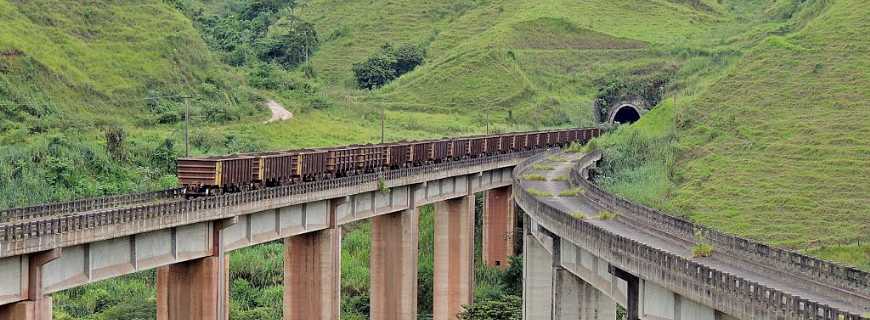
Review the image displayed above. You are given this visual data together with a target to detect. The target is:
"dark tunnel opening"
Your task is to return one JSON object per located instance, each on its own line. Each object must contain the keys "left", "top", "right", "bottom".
{"left": 612, "top": 106, "right": 641, "bottom": 124}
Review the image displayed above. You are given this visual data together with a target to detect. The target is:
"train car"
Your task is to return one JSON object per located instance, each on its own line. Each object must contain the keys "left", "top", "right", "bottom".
{"left": 410, "top": 140, "right": 432, "bottom": 165}
{"left": 432, "top": 139, "right": 450, "bottom": 162}
{"left": 385, "top": 142, "right": 412, "bottom": 168}
{"left": 483, "top": 135, "right": 501, "bottom": 155}
{"left": 499, "top": 134, "right": 515, "bottom": 153}
{"left": 299, "top": 149, "right": 330, "bottom": 180}
{"left": 258, "top": 152, "right": 299, "bottom": 186}
{"left": 329, "top": 147, "right": 357, "bottom": 176}
{"left": 470, "top": 137, "right": 486, "bottom": 157}
{"left": 450, "top": 138, "right": 472, "bottom": 160}
{"left": 177, "top": 155, "right": 256, "bottom": 195}
{"left": 355, "top": 144, "right": 385, "bottom": 172}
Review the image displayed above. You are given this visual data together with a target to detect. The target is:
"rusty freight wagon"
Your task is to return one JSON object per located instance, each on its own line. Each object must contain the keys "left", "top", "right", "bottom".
{"left": 354, "top": 144, "right": 386, "bottom": 172}
{"left": 450, "top": 138, "right": 472, "bottom": 160}
{"left": 385, "top": 142, "right": 413, "bottom": 168}
{"left": 257, "top": 152, "right": 299, "bottom": 186}
{"left": 177, "top": 156, "right": 256, "bottom": 195}
{"left": 483, "top": 135, "right": 501, "bottom": 155}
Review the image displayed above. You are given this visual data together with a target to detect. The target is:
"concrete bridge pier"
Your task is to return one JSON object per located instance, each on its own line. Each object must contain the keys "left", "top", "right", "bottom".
{"left": 370, "top": 208, "right": 420, "bottom": 320}
{"left": 157, "top": 219, "right": 234, "bottom": 320}
{"left": 283, "top": 227, "right": 341, "bottom": 320}
{"left": 483, "top": 186, "right": 515, "bottom": 268}
{"left": 523, "top": 219, "right": 553, "bottom": 319}
{"left": 433, "top": 196, "right": 475, "bottom": 320}
{"left": 0, "top": 249, "right": 60, "bottom": 320}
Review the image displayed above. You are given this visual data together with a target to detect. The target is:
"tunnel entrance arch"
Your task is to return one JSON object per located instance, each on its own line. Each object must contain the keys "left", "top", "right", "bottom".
{"left": 608, "top": 104, "right": 642, "bottom": 124}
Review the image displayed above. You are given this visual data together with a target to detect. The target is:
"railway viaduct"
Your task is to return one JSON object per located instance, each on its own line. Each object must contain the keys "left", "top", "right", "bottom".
{"left": 0, "top": 146, "right": 868, "bottom": 319}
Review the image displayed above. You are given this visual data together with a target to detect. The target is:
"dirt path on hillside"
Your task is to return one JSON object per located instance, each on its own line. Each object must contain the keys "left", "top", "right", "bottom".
{"left": 264, "top": 99, "right": 293, "bottom": 123}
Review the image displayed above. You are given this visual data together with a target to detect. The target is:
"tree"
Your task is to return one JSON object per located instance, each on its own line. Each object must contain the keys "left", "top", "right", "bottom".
{"left": 352, "top": 55, "right": 397, "bottom": 89}
{"left": 352, "top": 43, "right": 425, "bottom": 89}
{"left": 390, "top": 44, "right": 425, "bottom": 75}
{"left": 257, "top": 16, "right": 319, "bottom": 69}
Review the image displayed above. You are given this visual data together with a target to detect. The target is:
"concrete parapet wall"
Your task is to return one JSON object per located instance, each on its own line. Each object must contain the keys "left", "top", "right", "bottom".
{"left": 570, "top": 152, "right": 870, "bottom": 307}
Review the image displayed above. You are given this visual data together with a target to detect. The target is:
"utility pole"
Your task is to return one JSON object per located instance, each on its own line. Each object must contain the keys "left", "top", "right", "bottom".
{"left": 380, "top": 108, "right": 385, "bottom": 144}
{"left": 184, "top": 98, "right": 191, "bottom": 157}
{"left": 485, "top": 112, "right": 490, "bottom": 134}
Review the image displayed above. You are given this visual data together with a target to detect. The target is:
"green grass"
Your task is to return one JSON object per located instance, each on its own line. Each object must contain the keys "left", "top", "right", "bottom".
{"left": 526, "top": 188, "right": 553, "bottom": 197}
{"left": 593, "top": 0, "right": 870, "bottom": 270}
{"left": 522, "top": 174, "right": 546, "bottom": 181}
{"left": 692, "top": 243, "right": 714, "bottom": 258}
{"left": 570, "top": 212, "right": 586, "bottom": 220}
{"left": 597, "top": 211, "right": 618, "bottom": 221}
{"left": 558, "top": 187, "right": 584, "bottom": 197}
{"left": 531, "top": 163, "right": 554, "bottom": 171}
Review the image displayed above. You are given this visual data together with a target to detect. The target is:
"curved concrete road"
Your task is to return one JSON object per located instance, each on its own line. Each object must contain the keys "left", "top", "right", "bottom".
{"left": 519, "top": 152, "right": 870, "bottom": 316}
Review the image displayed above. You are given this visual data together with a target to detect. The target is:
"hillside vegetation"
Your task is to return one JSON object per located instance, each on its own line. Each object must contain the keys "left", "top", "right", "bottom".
{"left": 0, "top": 0, "right": 867, "bottom": 319}
{"left": 594, "top": 0, "right": 870, "bottom": 270}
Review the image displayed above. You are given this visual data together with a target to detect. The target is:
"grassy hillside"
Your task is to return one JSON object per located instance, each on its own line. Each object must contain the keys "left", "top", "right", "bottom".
{"left": 2, "top": 0, "right": 866, "bottom": 319}
{"left": 594, "top": 0, "right": 870, "bottom": 270}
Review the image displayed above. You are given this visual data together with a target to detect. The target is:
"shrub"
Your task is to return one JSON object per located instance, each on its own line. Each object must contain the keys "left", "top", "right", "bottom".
{"left": 353, "top": 43, "right": 425, "bottom": 89}
{"left": 532, "top": 163, "right": 554, "bottom": 171}
{"left": 598, "top": 211, "right": 618, "bottom": 220}
{"left": 559, "top": 187, "right": 584, "bottom": 197}
{"left": 458, "top": 295, "right": 521, "bottom": 320}
{"left": 257, "top": 16, "right": 319, "bottom": 69}
{"left": 522, "top": 174, "right": 546, "bottom": 181}
{"left": 571, "top": 212, "right": 586, "bottom": 220}
{"left": 693, "top": 230, "right": 714, "bottom": 257}
{"left": 352, "top": 54, "right": 397, "bottom": 89}
{"left": 693, "top": 243, "right": 714, "bottom": 258}
{"left": 526, "top": 188, "right": 552, "bottom": 197}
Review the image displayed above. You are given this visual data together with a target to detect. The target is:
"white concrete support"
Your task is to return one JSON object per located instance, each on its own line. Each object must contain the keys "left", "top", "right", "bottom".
{"left": 523, "top": 221, "right": 553, "bottom": 319}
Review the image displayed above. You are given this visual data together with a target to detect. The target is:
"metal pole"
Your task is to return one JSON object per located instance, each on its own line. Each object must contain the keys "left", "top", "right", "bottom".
{"left": 381, "top": 108, "right": 385, "bottom": 144}
{"left": 184, "top": 98, "right": 191, "bottom": 157}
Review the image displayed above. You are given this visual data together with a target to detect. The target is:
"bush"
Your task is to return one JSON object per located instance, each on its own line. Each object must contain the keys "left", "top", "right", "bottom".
{"left": 353, "top": 43, "right": 425, "bottom": 89}
{"left": 458, "top": 295, "right": 522, "bottom": 320}
{"left": 257, "top": 16, "right": 319, "bottom": 69}
{"left": 352, "top": 54, "right": 397, "bottom": 90}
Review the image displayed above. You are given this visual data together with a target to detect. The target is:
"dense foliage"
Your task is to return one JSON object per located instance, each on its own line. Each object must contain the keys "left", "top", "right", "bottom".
{"left": 458, "top": 295, "right": 522, "bottom": 320}
{"left": 353, "top": 43, "right": 425, "bottom": 89}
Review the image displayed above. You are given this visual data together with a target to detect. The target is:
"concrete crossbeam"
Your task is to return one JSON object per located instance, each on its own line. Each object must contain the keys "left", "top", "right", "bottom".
{"left": 434, "top": 196, "right": 475, "bottom": 320}
{"left": 0, "top": 249, "right": 59, "bottom": 320}
{"left": 483, "top": 186, "right": 515, "bottom": 268}
{"left": 283, "top": 227, "right": 341, "bottom": 320}
{"left": 370, "top": 209, "right": 420, "bottom": 320}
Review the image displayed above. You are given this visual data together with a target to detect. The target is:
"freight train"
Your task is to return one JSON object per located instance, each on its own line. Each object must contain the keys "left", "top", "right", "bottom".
{"left": 176, "top": 128, "right": 602, "bottom": 196}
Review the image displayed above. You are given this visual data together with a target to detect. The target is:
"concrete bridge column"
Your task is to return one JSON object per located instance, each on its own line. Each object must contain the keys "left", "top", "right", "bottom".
{"left": 157, "top": 219, "right": 233, "bottom": 320}
{"left": 523, "top": 218, "right": 553, "bottom": 319}
{"left": 554, "top": 268, "right": 582, "bottom": 320}
{"left": 370, "top": 208, "right": 420, "bottom": 320}
{"left": 283, "top": 227, "right": 341, "bottom": 320}
{"left": 0, "top": 249, "right": 61, "bottom": 320}
{"left": 483, "top": 186, "right": 515, "bottom": 268}
{"left": 433, "top": 196, "right": 475, "bottom": 320}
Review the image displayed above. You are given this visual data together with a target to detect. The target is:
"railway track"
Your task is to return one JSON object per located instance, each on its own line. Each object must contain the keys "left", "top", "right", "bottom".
{"left": 0, "top": 188, "right": 185, "bottom": 224}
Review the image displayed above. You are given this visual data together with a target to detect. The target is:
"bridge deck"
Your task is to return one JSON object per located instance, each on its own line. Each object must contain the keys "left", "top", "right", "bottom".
{"left": 520, "top": 152, "right": 869, "bottom": 315}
